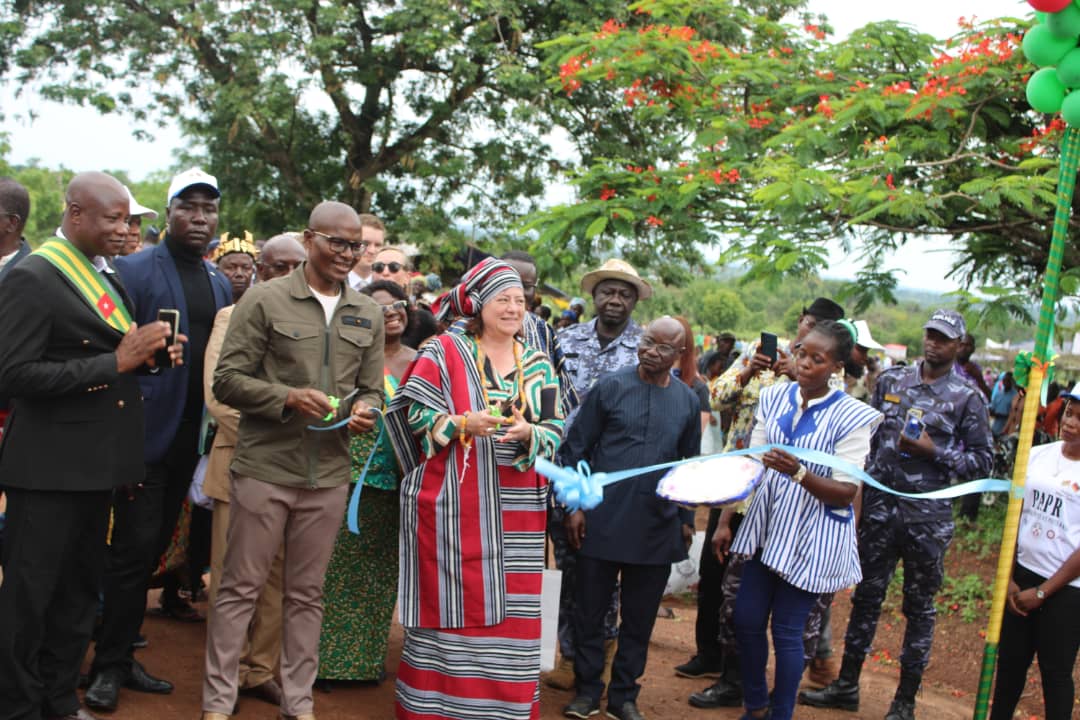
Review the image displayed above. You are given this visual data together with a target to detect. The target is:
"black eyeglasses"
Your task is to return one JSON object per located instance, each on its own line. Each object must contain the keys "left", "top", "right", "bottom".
{"left": 372, "top": 261, "right": 405, "bottom": 273}
{"left": 379, "top": 300, "right": 408, "bottom": 314}
{"left": 639, "top": 337, "right": 681, "bottom": 356}
{"left": 308, "top": 229, "right": 368, "bottom": 256}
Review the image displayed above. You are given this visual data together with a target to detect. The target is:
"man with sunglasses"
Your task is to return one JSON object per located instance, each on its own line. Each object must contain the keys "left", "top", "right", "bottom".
{"left": 201, "top": 200, "right": 384, "bottom": 720}
{"left": 371, "top": 245, "right": 411, "bottom": 289}
{"left": 560, "top": 316, "right": 701, "bottom": 720}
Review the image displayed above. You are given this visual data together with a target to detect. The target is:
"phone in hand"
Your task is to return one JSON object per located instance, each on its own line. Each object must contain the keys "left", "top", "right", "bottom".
{"left": 154, "top": 309, "right": 180, "bottom": 368}
{"left": 760, "top": 332, "right": 778, "bottom": 363}
{"left": 902, "top": 408, "right": 925, "bottom": 440}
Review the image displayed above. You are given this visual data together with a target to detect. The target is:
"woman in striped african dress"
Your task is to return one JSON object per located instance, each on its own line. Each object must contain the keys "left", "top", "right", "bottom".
{"left": 384, "top": 258, "right": 563, "bottom": 720}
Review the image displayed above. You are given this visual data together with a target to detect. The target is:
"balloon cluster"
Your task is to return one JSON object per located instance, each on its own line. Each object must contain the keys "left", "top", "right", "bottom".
{"left": 1024, "top": 1, "right": 1080, "bottom": 122}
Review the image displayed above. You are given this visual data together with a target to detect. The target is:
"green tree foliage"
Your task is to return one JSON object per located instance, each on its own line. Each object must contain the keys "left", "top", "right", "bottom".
{"left": 530, "top": 0, "right": 1060, "bottom": 310}
{"left": 3, "top": 0, "right": 625, "bottom": 244}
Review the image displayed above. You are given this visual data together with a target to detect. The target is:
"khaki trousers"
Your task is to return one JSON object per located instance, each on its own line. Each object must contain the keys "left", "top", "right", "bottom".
{"left": 202, "top": 475, "right": 348, "bottom": 716}
{"left": 208, "top": 497, "right": 284, "bottom": 689}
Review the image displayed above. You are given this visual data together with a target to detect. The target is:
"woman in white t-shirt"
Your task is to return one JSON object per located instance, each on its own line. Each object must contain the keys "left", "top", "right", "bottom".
{"left": 990, "top": 383, "right": 1080, "bottom": 720}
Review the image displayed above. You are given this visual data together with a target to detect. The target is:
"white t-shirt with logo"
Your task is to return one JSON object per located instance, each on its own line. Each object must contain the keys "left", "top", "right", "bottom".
{"left": 1017, "top": 441, "right": 1080, "bottom": 588}
{"left": 309, "top": 286, "right": 340, "bottom": 325}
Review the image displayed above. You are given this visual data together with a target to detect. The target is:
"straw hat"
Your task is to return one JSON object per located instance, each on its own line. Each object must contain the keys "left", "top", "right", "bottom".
{"left": 580, "top": 259, "right": 652, "bottom": 300}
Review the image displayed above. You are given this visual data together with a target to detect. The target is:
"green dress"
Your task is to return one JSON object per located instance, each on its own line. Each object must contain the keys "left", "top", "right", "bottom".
{"left": 317, "top": 373, "right": 401, "bottom": 681}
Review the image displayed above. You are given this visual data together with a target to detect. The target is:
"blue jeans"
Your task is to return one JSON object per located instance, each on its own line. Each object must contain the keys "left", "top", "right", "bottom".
{"left": 733, "top": 558, "right": 817, "bottom": 720}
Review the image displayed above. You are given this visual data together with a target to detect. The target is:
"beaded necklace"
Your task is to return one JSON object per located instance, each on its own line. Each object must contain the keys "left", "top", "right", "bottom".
{"left": 459, "top": 335, "right": 527, "bottom": 479}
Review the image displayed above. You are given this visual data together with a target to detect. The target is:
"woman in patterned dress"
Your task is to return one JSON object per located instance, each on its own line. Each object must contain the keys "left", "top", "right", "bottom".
{"left": 316, "top": 280, "right": 416, "bottom": 683}
{"left": 385, "top": 258, "right": 563, "bottom": 720}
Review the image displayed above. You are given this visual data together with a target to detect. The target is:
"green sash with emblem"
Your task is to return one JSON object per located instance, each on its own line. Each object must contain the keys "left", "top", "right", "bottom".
{"left": 35, "top": 238, "right": 133, "bottom": 333}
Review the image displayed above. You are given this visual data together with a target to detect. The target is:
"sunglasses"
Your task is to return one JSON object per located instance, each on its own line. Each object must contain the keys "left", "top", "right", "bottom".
{"left": 372, "top": 261, "right": 405, "bottom": 273}
{"left": 379, "top": 300, "right": 409, "bottom": 314}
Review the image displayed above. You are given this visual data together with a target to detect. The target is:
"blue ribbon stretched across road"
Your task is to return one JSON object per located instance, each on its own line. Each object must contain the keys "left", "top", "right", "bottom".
{"left": 307, "top": 408, "right": 385, "bottom": 535}
{"left": 537, "top": 444, "right": 1014, "bottom": 513}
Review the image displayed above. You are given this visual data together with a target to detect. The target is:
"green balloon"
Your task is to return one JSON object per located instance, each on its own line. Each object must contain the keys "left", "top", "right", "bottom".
{"left": 1024, "top": 24, "right": 1078, "bottom": 66}
{"left": 1047, "top": 3, "right": 1080, "bottom": 38}
{"left": 1036, "top": 11, "right": 1048, "bottom": 23}
{"left": 1062, "top": 88, "right": 1080, "bottom": 125}
{"left": 1028, "top": 67, "right": 1067, "bottom": 113}
{"left": 1058, "top": 47, "right": 1080, "bottom": 86}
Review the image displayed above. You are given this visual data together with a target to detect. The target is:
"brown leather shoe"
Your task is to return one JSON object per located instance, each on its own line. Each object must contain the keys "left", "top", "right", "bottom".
{"left": 46, "top": 708, "right": 102, "bottom": 720}
{"left": 805, "top": 656, "right": 838, "bottom": 689}
{"left": 240, "top": 678, "right": 283, "bottom": 706}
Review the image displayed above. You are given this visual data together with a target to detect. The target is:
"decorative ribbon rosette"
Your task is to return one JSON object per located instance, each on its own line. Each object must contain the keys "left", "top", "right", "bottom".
{"left": 655, "top": 455, "right": 765, "bottom": 507}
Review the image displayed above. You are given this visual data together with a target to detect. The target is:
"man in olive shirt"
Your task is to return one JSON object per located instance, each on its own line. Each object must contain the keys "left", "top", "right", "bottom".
{"left": 201, "top": 202, "right": 384, "bottom": 720}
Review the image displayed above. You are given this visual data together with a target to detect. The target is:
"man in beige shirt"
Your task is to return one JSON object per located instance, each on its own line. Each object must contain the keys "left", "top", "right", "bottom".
{"left": 203, "top": 233, "right": 305, "bottom": 708}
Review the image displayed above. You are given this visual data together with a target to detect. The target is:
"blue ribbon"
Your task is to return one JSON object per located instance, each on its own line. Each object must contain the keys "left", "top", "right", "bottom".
{"left": 538, "top": 444, "right": 1013, "bottom": 513}
{"left": 344, "top": 409, "right": 385, "bottom": 535}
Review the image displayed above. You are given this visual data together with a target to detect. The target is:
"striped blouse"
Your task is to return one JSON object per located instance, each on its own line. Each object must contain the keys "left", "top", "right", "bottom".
{"left": 731, "top": 384, "right": 882, "bottom": 593}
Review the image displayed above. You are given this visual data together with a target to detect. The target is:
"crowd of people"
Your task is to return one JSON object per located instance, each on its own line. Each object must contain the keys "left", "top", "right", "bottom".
{"left": 0, "top": 167, "right": 1076, "bottom": 720}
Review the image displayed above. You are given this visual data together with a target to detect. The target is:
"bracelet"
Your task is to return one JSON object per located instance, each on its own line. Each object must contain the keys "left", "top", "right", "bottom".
{"left": 792, "top": 465, "right": 808, "bottom": 484}
{"left": 460, "top": 412, "right": 471, "bottom": 445}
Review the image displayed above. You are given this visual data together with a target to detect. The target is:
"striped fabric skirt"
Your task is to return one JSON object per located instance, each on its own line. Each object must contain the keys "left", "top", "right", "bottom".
{"left": 395, "top": 469, "right": 546, "bottom": 720}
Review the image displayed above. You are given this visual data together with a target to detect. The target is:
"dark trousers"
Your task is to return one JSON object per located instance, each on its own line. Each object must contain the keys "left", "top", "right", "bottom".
{"left": 549, "top": 504, "right": 618, "bottom": 659}
{"left": 990, "top": 565, "right": 1080, "bottom": 720}
{"left": 0, "top": 488, "right": 111, "bottom": 720}
{"left": 572, "top": 554, "right": 669, "bottom": 707}
{"left": 693, "top": 509, "right": 724, "bottom": 665}
{"left": 92, "top": 419, "right": 199, "bottom": 675}
{"left": 842, "top": 514, "right": 952, "bottom": 679}
{"left": 733, "top": 558, "right": 817, "bottom": 720}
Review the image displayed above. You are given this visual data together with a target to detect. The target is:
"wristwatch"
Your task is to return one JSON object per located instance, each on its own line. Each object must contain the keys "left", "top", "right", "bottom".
{"left": 1035, "top": 586, "right": 1047, "bottom": 600}
{"left": 792, "top": 465, "right": 808, "bottom": 484}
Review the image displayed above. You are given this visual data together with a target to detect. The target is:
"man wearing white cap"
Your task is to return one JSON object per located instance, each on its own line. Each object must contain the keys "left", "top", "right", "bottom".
{"left": 843, "top": 320, "right": 884, "bottom": 402}
{"left": 86, "top": 169, "right": 233, "bottom": 712}
{"left": 121, "top": 186, "right": 158, "bottom": 256}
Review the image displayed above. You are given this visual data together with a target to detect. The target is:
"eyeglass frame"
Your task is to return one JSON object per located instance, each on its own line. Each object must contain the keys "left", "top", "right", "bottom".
{"left": 639, "top": 336, "right": 683, "bottom": 357}
{"left": 372, "top": 260, "right": 406, "bottom": 273}
{"left": 307, "top": 229, "right": 369, "bottom": 256}
{"left": 378, "top": 299, "right": 409, "bottom": 314}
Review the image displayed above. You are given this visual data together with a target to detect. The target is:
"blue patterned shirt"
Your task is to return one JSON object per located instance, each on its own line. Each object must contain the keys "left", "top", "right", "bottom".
{"left": 557, "top": 317, "right": 643, "bottom": 431}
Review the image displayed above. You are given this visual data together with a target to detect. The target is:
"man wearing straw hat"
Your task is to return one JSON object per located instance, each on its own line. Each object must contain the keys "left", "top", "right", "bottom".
{"left": 547, "top": 259, "right": 652, "bottom": 694}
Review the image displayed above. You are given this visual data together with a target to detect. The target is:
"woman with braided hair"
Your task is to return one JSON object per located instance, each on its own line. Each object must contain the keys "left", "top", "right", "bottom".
{"left": 385, "top": 258, "right": 564, "bottom": 720}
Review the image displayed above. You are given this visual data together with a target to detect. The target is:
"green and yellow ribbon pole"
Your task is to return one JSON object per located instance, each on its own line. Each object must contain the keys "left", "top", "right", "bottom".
{"left": 971, "top": 125, "right": 1079, "bottom": 719}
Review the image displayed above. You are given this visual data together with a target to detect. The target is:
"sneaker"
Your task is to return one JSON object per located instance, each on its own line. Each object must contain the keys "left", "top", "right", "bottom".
{"left": 674, "top": 655, "right": 723, "bottom": 679}
{"left": 884, "top": 698, "right": 916, "bottom": 720}
{"left": 563, "top": 695, "right": 600, "bottom": 719}
{"left": 688, "top": 678, "right": 743, "bottom": 708}
{"left": 798, "top": 678, "right": 860, "bottom": 711}
{"left": 606, "top": 701, "right": 645, "bottom": 720}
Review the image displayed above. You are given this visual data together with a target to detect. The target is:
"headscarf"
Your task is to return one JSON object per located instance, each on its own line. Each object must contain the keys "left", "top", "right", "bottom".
{"left": 212, "top": 231, "right": 258, "bottom": 263}
{"left": 433, "top": 257, "right": 522, "bottom": 323}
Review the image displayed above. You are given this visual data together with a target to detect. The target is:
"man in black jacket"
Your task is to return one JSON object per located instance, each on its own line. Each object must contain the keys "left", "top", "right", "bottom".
{"left": 0, "top": 172, "right": 181, "bottom": 720}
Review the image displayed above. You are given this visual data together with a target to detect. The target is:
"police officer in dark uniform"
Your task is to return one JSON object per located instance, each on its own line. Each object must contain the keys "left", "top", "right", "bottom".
{"left": 799, "top": 309, "right": 992, "bottom": 720}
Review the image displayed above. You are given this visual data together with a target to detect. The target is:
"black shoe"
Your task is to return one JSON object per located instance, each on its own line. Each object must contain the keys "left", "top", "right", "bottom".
{"left": 606, "top": 701, "right": 646, "bottom": 720}
{"left": 885, "top": 698, "right": 916, "bottom": 720}
{"left": 674, "top": 655, "right": 723, "bottom": 679}
{"left": 124, "top": 659, "right": 173, "bottom": 694}
{"left": 563, "top": 695, "right": 601, "bottom": 719}
{"left": 798, "top": 678, "right": 860, "bottom": 711}
{"left": 84, "top": 669, "right": 122, "bottom": 711}
{"left": 131, "top": 633, "right": 148, "bottom": 650}
{"left": 688, "top": 678, "right": 743, "bottom": 708}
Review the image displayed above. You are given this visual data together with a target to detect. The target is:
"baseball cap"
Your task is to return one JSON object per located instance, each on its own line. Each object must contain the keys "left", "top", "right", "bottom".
{"left": 1064, "top": 382, "right": 1080, "bottom": 403}
{"left": 124, "top": 186, "right": 158, "bottom": 220}
{"left": 166, "top": 168, "right": 220, "bottom": 204}
{"left": 852, "top": 320, "right": 884, "bottom": 350}
{"left": 923, "top": 309, "right": 966, "bottom": 340}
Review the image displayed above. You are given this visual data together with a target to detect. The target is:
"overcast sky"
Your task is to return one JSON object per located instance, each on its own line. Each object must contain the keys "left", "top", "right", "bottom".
{"left": 0, "top": 0, "right": 1030, "bottom": 290}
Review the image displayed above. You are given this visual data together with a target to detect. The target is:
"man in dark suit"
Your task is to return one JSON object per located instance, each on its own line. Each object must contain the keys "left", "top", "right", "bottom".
{"left": 560, "top": 316, "right": 702, "bottom": 720}
{"left": 0, "top": 171, "right": 179, "bottom": 720}
{"left": 86, "top": 169, "right": 232, "bottom": 712}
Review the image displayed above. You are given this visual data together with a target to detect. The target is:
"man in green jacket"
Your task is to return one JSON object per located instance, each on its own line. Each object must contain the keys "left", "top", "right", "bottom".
{"left": 201, "top": 201, "right": 384, "bottom": 720}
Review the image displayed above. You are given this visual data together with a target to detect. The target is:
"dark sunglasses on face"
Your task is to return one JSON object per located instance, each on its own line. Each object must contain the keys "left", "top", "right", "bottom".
{"left": 308, "top": 229, "right": 368, "bottom": 256}
{"left": 379, "top": 300, "right": 409, "bottom": 314}
{"left": 372, "top": 261, "right": 405, "bottom": 273}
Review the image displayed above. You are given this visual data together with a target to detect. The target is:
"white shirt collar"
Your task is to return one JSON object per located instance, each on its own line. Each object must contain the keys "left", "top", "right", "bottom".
{"left": 56, "top": 227, "right": 115, "bottom": 273}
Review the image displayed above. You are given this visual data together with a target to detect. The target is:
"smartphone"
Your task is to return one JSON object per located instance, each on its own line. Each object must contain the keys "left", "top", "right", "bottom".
{"left": 154, "top": 309, "right": 180, "bottom": 368}
{"left": 902, "top": 408, "right": 925, "bottom": 440}
{"left": 760, "top": 332, "right": 778, "bottom": 363}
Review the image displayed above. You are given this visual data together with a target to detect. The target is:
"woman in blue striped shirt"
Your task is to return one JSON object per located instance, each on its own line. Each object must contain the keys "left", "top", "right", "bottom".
{"left": 730, "top": 320, "right": 883, "bottom": 720}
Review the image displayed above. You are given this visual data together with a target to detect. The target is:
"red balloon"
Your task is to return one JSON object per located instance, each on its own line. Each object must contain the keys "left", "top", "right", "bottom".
{"left": 1029, "top": 0, "right": 1073, "bottom": 12}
